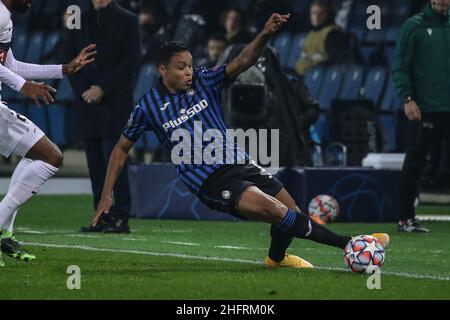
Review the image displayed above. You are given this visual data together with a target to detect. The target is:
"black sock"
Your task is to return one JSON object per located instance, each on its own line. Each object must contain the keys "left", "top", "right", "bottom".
{"left": 268, "top": 224, "right": 293, "bottom": 262}
{"left": 275, "top": 209, "right": 351, "bottom": 249}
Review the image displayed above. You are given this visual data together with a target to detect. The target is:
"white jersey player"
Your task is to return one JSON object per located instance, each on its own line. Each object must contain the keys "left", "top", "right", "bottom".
{"left": 0, "top": 0, "right": 96, "bottom": 266}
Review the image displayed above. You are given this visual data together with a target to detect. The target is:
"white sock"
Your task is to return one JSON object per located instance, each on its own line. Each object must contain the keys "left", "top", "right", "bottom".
{"left": 0, "top": 160, "right": 58, "bottom": 229}
{"left": 2, "top": 158, "right": 33, "bottom": 234}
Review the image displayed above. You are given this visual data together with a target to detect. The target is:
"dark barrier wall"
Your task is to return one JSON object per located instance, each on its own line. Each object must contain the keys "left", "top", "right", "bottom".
{"left": 129, "top": 164, "right": 401, "bottom": 222}
{"left": 287, "top": 168, "right": 401, "bottom": 222}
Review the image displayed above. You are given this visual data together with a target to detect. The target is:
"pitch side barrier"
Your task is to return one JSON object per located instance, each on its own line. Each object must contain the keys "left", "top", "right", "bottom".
{"left": 128, "top": 164, "right": 401, "bottom": 222}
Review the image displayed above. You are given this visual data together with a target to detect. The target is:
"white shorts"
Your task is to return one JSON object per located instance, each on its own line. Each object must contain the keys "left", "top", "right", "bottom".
{"left": 0, "top": 102, "right": 45, "bottom": 158}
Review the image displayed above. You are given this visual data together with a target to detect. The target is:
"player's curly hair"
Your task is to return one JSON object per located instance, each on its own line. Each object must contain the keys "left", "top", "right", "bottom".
{"left": 156, "top": 41, "right": 190, "bottom": 66}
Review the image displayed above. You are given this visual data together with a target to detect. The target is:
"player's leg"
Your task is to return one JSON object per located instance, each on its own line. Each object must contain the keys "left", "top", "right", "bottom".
{"left": 267, "top": 188, "right": 389, "bottom": 264}
{"left": 1, "top": 158, "right": 33, "bottom": 238}
{"left": 0, "top": 136, "right": 62, "bottom": 261}
{"left": 266, "top": 188, "right": 298, "bottom": 263}
{"left": 237, "top": 186, "right": 352, "bottom": 249}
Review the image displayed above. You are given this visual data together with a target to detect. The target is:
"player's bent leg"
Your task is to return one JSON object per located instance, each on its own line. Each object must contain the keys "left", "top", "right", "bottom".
{"left": 25, "top": 136, "right": 63, "bottom": 168}
{"left": 236, "top": 186, "right": 313, "bottom": 268}
{"left": 0, "top": 136, "right": 62, "bottom": 262}
{"left": 0, "top": 158, "right": 35, "bottom": 262}
{"left": 238, "top": 185, "right": 353, "bottom": 251}
{"left": 271, "top": 188, "right": 390, "bottom": 248}
{"left": 266, "top": 188, "right": 297, "bottom": 263}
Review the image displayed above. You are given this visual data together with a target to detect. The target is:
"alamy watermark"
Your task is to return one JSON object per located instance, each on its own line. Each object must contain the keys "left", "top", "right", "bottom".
{"left": 66, "top": 265, "right": 81, "bottom": 290}
{"left": 366, "top": 5, "right": 381, "bottom": 30}
{"left": 366, "top": 269, "right": 381, "bottom": 290}
{"left": 169, "top": 120, "right": 280, "bottom": 168}
{"left": 65, "top": 5, "right": 81, "bottom": 30}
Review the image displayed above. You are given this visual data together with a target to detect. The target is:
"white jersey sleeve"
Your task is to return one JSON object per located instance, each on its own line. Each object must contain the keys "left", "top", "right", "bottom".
{"left": 5, "top": 49, "right": 63, "bottom": 80}
{"left": 0, "top": 61, "right": 26, "bottom": 92}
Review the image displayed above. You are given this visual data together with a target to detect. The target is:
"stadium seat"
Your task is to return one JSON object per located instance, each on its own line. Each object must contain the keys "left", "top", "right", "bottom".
{"left": 380, "top": 76, "right": 402, "bottom": 112}
{"left": 134, "top": 136, "right": 146, "bottom": 150}
{"left": 384, "top": 46, "right": 396, "bottom": 69}
{"left": 144, "top": 132, "right": 160, "bottom": 150}
{"left": 339, "top": 65, "right": 364, "bottom": 100}
{"left": 362, "top": 66, "right": 386, "bottom": 105}
{"left": 11, "top": 11, "right": 30, "bottom": 31}
{"left": 41, "top": 31, "right": 61, "bottom": 62}
{"left": 318, "top": 65, "right": 344, "bottom": 111}
{"left": 55, "top": 78, "right": 74, "bottom": 102}
{"left": 0, "top": 85, "right": 19, "bottom": 101}
{"left": 385, "top": 27, "right": 399, "bottom": 43}
{"left": 25, "top": 32, "right": 46, "bottom": 64}
{"left": 40, "top": 0, "right": 65, "bottom": 15}
{"left": 348, "top": 26, "right": 365, "bottom": 43}
{"left": 360, "top": 45, "right": 375, "bottom": 65}
{"left": 47, "top": 104, "right": 66, "bottom": 147}
{"left": 303, "top": 65, "right": 325, "bottom": 100}
{"left": 378, "top": 114, "right": 397, "bottom": 151}
{"left": 272, "top": 32, "right": 293, "bottom": 68}
{"left": 6, "top": 102, "right": 27, "bottom": 118}
{"left": 28, "top": 103, "right": 49, "bottom": 134}
{"left": 365, "top": 29, "right": 385, "bottom": 43}
{"left": 134, "top": 64, "right": 159, "bottom": 102}
{"left": 313, "top": 113, "right": 329, "bottom": 142}
{"left": 285, "top": 32, "right": 306, "bottom": 71}
{"left": 11, "top": 32, "right": 28, "bottom": 61}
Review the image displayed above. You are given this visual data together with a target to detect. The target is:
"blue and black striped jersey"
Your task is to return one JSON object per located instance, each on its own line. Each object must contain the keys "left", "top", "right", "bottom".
{"left": 123, "top": 65, "right": 248, "bottom": 194}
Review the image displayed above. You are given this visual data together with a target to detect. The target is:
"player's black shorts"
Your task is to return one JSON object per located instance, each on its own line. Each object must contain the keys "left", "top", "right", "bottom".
{"left": 197, "top": 163, "right": 284, "bottom": 219}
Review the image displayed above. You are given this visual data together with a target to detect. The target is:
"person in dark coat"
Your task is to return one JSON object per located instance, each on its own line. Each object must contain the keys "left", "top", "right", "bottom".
{"left": 63, "top": 0, "right": 141, "bottom": 233}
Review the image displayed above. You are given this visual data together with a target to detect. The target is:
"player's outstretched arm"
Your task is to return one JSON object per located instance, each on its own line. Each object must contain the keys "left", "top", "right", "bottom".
{"left": 4, "top": 44, "right": 96, "bottom": 80}
{"left": 62, "top": 44, "right": 97, "bottom": 76}
{"left": 0, "top": 62, "right": 57, "bottom": 106}
{"left": 226, "top": 13, "right": 289, "bottom": 79}
{"left": 92, "top": 135, "right": 135, "bottom": 226}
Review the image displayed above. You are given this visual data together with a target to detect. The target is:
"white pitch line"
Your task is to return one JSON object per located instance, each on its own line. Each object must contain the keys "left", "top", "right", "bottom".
{"left": 22, "top": 241, "right": 450, "bottom": 282}
{"left": 164, "top": 241, "right": 201, "bottom": 246}
{"left": 417, "top": 215, "right": 450, "bottom": 222}
{"left": 65, "top": 234, "right": 103, "bottom": 239}
{"left": 121, "top": 238, "right": 148, "bottom": 242}
{"left": 15, "top": 229, "right": 48, "bottom": 235}
{"left": 215, "top": 245, "right": 254, "bottom": 250}
{"left": 23, "top": 242, "right": 259, "bottom": 264}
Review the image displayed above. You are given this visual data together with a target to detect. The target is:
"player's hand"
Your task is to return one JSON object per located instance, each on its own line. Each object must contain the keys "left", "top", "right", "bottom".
{"left": 20, "top": 81, "right": 57, "bottom": 107}
{"left": 63, "top": 44, "right": 96, "bottom": 75}
{"left": 263, "top": 13, "right": 290, "bottom": 35}
{"left": 404, "top": 100, "right": 422, "bottom": 121}
{"left": 92, "top": 195, "right": 113, "bottom": 226}
{"left": 82, "top": 85, "right": 104, "bottom": 104}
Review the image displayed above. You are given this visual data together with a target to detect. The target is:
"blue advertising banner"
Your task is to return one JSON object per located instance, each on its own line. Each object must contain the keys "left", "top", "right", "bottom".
{"left": 129, "top": 164, "right": 401, "bottom": 222}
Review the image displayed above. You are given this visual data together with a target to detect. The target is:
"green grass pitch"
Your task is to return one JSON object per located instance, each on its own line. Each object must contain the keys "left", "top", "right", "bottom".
{"left": 0, "top": 195, "right": 449, "bottom": 300}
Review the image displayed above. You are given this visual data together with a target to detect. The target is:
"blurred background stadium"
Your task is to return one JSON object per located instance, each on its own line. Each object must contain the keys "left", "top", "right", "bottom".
{"left": 0, "top": 0, "right": 448, "bottom": 197}
{"left": 1, "top": 0, "right": 450, "bottom": 299}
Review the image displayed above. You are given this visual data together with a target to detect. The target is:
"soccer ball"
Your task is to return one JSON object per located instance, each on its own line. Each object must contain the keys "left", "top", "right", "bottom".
{"left": 308, "top": 195, "right": 339, "bottom": 223}
{"left": 344, "top": 235, "right": 385, "bottom": 274}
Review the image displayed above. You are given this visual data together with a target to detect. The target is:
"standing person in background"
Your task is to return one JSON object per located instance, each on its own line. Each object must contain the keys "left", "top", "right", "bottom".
{"left": 393, "top": 0, "right": 450, "bottom": 233}
{"left": 64, "top": 0, "right": 141, "bottom": 234}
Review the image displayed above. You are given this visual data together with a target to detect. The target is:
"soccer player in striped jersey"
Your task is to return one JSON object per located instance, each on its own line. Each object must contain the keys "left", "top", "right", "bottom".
{"left": 93, "top": 13, "right": 390, "bottom": 268}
